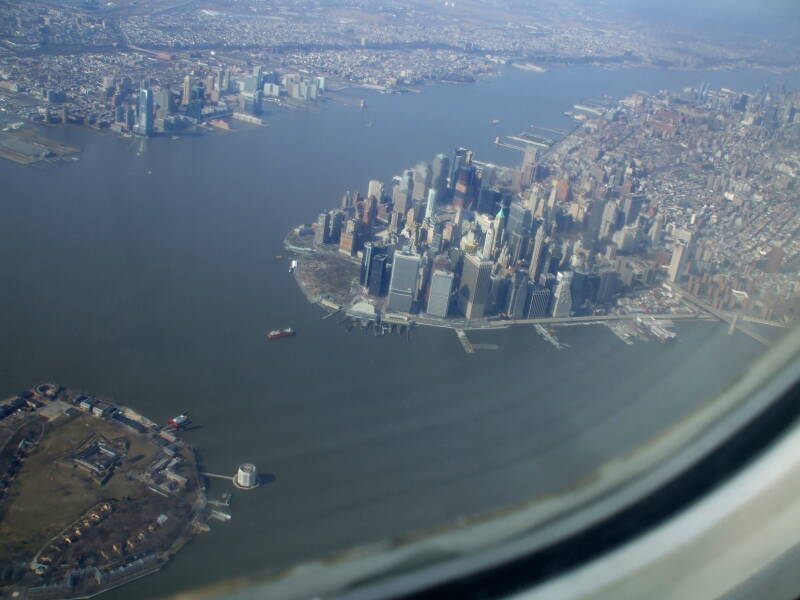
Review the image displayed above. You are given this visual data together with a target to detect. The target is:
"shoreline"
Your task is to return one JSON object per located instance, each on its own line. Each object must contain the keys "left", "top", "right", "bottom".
{"left": 7, "top": 62, "right": 798, "bottom": 171}
{"left": 282, "top": 234, "right": 714, "bottom": 337}
{"left": 6, "top": 60, "right": 800, "bottom": 154}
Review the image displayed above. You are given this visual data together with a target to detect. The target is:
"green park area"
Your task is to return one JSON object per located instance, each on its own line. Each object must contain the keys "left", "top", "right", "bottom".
{"left": 0, "top": 413, "right": 161, "bottom": 564}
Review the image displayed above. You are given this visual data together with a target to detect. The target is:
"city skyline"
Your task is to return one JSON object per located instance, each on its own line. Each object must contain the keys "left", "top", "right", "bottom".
{"left": 298, "top": 83, "right": 799, "bottom": 331}
{"left": 1, "top": 1, "right": 799, "bottom": 599}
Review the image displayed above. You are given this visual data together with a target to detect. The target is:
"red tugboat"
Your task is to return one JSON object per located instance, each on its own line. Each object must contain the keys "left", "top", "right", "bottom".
{"left": 166, "top": 412, "right": 190, "bottom": 430}
{"left": 266, "top": 327, "right": 295, "bottom": 340}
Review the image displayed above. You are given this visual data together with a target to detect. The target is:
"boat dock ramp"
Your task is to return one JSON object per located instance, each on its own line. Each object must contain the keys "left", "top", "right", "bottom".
{"left": 472, "top": 343, "right": 499, "bottom": 351}
{"left": 534, "top": 324, "right": 568, "bottom": 350}
{"left": 207, "top": 492, "right": 232, "bottom": 507}
{"left": 284, "top": 244, "right": 314, "bottom": 255}
{"left": 455, "top": 329, "right": 475, "bottom": 354}
{"left": 319, "top": 298, "right": 340, "bottom": 311}
{"left": 605, "top": 318, "right": 681, "bottom": 345}
{"left": 606, "top": 321, "right": 635, "bottom": 345}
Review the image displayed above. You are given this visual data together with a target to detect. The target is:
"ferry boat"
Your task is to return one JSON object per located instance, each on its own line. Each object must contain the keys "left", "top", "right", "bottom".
{"left": 267, "top": 328, "right": 295, "bottom": 340}
{"left": 166, "top": 412, "right": 190, "bottom": 430}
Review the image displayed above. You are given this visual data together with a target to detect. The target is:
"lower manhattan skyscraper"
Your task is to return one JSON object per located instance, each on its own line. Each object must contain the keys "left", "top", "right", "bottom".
{"left": 458, "top": 253, "right": 492, "bottom": 320}
{"left": 412, "top": 162, "right": 431, "bottom": 203}
{"left": 426, "top": 269, "right": 454, "bottom": 318}
{"left": 387, "top": 251, "right": 421, "bottom": 313}
{"left": 431, "top": 153, "right": 450, "bottom": 202}
{"left": 551, "top": 271, "right": 574, "bottom": 317}
{"left": 528, "top": 224, "right": 546, "bottom": 282}
{"left": 449, "top": 147, "right": 467, "bottom": 189}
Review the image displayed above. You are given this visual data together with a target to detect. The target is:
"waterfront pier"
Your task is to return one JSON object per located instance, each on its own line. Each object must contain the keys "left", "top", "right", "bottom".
{"left": 202, "top": 472, "right": 234, "bottom": 481}
{"left": 455, "top": 329, "right": 476, "bottom": 354}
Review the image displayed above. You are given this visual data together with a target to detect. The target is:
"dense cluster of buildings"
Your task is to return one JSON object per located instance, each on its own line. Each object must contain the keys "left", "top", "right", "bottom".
{"left": 1, "top": 0, "right": 780, "bottom": 71}
{"left": 0, "top": 4, "right": 118, "bottom": 52}
{"left": 310, "top": 85, "right": 799, "bottom": 324}
{"left": 0, "top": 43, "right": 493, "bottom": 129}
{"left": 1, "top": 0, "right": 795, "bottom": 130}
{"left": 98, "top": 65, "right": 328, "bottom": 135}
{"left": 0, "top": 58, "right": 331, "bottom": 133}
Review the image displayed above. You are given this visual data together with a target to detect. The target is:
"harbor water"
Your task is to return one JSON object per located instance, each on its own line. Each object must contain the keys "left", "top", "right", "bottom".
{"left": 1, "top": 65, "right": 798, "bottom": 598}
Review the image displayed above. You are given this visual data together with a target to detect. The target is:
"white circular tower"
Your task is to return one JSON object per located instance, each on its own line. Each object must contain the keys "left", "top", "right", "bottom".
{"left": 235, "top": 463, "right": 258, "bottom": 490}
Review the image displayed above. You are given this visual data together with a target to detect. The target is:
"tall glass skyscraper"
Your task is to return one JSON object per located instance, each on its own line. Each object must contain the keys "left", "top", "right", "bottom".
{"left": 426, "top": 270, "right": 454, "bottom": 318}
{"left": 449, "top": 147, "right": 467, "bottom": 189}
{"left": 431, "top": 153, "right": 450, "bottom": 202}
{"left": 452, "top": 165, "right": 477, "bottom": 209}
{"left": 135, "top": 88, "right": 153, "bottom": 136}
{"left": 458, "top": 253, "right": 492, "bottom": 320}
{"left": 387, "top": 251, "right": 421, "bottom": 313}
{"left": 551, "top": 271, "right": 574, "bottom": 317}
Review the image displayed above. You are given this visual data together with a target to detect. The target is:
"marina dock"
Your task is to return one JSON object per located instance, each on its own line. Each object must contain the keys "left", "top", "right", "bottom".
{"left": 534, "top": 324, "right": 568, "bottom": 350}
{"left": 494, "top": 138, "right": 527, "bottom": 152}
{"left": 455, "top": 329, "right": 475, "bottom": 354}
{"left": 207, "top": 492, "right": 232, "bottom": 507}
{"left": 606, "top": 321, "right": 635, "bottom": 345}
{"left": 284, "top": 243, "right": 315, "bottom": 254}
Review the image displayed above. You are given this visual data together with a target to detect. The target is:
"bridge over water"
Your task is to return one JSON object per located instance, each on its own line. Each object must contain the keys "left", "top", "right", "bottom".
{"left": 663, "top": 284, "right": 787, "bottom": 346}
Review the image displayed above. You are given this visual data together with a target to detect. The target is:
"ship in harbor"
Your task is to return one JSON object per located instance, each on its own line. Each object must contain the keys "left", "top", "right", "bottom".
{"left": 289, "top": 259, "right": 298, "bottom": 273}
{"left": 267, "top": 327, "right": 295, "bottom": 340}
{"left": 166, "top": 412, "right": 190, "bottom": 430}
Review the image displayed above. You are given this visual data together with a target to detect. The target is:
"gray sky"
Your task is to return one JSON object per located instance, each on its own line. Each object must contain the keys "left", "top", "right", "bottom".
{"left": 595, "top": 0, "right": 800, "bottom": 36}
